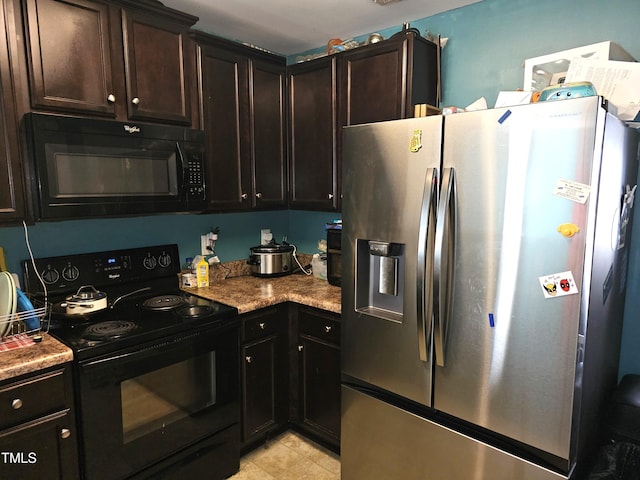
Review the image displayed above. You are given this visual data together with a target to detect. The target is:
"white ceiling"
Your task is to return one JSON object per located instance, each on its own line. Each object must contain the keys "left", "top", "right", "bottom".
{"left": 161, "top": 0, "right": 480, "bottom": 56}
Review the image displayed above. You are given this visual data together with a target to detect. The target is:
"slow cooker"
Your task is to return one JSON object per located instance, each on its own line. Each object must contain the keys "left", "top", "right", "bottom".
{"left": 248, "top": 243, "right": 294, "bottom": 277}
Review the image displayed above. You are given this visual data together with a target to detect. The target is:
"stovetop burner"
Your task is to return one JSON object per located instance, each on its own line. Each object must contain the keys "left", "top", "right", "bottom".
{"left": 142, "top": 295, "right": 187, "bottom": 310}
{"left": 84, "top": 320, "right": 138, "bottom": 340}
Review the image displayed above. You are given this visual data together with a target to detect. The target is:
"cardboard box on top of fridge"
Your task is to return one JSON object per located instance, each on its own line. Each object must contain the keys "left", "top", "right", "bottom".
{"left": 523, "top": 41, "right": 635, "bottom": 92}
{"left": 565, "top": 58, "right": 640, "bottom": 122}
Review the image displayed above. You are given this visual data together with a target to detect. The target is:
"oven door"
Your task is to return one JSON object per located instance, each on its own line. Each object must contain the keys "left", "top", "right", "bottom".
{"left": 75, "top": 321, "right": 239, "bottom": 480}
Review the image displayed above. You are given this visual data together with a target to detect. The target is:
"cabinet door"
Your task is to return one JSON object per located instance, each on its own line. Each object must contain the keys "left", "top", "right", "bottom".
{"left": 250, "top": 58, "right": 286, "bottom": 209}
{"left": 288, "top": 57, "right": 339, "bottom": 211}
{"left": 199, "top": 45, "right": 251, "bottom": 211}
{"left": 0, "top": 0, "right": 27, "bottom": 223}
{"left": 0, "top": 409, "right": 80, "bottom": 480}
{"left": 340, "top": 32, "right": 439, "bottom": 126}
{"left": 23, "top": 0, "right": 116, "bottom": 116}
{"left": 298, "top": 336, "right": 341, "bottom": 446}
{"left": 240, "top": 307, "right": 289, "bottom": 446}
{"left": 339, "top": 37, "right": 408, "bottom": 126}
{"left": 242, "top": 336, "right": 277, "bottom": 441}
{"left": 297, "top": 308, "right": 341, "bottom": 448}
{"left": 121, "top": 10, "right": 191, "bottom": 124}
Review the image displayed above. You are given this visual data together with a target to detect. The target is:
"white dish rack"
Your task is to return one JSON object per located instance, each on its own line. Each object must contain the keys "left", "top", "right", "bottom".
{"left": 0, "top": 296, "right": 49, "bottom": 343}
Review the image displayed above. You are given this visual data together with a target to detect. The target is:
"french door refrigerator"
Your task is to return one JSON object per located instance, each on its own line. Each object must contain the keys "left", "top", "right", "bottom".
{"left": 341, "top": 96, "right": 639, "bottom": 479}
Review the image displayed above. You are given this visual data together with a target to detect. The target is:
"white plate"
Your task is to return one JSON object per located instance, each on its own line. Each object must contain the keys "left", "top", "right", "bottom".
{"left": 0, "top": 271, "right": 16, "bottom": 337}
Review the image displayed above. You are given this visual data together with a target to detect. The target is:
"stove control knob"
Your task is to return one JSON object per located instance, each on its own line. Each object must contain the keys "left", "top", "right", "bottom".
{"left": 158, "top": 253, "right": 172, "bottom": 268}
{"left": 143, "top": 255, "right": 157, "bottom": 270}
{"left": 62, "top": 265, "right": 80, "bottom": 282}
{"left": 41, "top": 268, "right": 60, "bottom": 285}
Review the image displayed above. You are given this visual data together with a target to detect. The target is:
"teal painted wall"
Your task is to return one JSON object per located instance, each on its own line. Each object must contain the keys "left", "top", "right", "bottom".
{"left": 2, "top": 0, "right": 640, "bottom": 375}
{"left": 0, "top": 210, "right": 335, "bottom": 276}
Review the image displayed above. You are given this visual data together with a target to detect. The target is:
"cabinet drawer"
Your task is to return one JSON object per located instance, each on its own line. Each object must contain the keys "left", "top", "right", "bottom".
{"left": 299, "top": 310, "right": 340, "bottom": 345}
{"left": 0, "top": 368, "right": 68, "bottom": 430}
{"left": 242, "top": 309, "right": 282, "bottom": 343}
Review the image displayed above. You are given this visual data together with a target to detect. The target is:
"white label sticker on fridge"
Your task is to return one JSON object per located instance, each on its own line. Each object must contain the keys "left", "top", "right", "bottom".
{"left": 552, "top": 179, "right": 590, "bottom": 204}
{"left": 539, "top": 271, "right": 579, "bottom": 299}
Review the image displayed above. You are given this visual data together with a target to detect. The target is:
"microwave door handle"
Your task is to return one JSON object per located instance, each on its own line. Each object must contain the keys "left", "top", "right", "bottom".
{"left": 175, "top": 141, "right": 186, "bottom": 198}
{"left": 434, "top": 167, "right": 457, "bottom": 367}
{"left": 417, "top": 167, "right": 437, "bottom": 363}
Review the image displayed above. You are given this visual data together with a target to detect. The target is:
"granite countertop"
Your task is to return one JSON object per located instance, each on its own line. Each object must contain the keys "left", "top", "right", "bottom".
{"left": 185, "top": 272, "right": 342, "bottom": 315}
{"left": 0, "top": 334, "right": 73, "bottom": 383}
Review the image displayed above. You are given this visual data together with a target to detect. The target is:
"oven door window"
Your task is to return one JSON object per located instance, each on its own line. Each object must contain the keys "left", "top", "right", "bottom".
{"left": 121, "top": 350, "right": 216, "bottom": 444}
{"left": 46, "top": 144, "right": 178, "bottom": 198}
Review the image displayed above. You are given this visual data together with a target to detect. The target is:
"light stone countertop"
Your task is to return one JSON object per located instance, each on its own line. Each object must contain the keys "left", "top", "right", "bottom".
{"left": 0, "top": 334, "right": 73, "bottom": 383}
{"left": 185, "top": 273, "right": 342, "bottom": 315}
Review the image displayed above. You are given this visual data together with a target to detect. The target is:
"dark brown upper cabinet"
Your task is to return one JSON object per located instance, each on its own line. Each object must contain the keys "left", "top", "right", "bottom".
{"left": 339, "top": 30, "right": 439, "bottom": 127}
{"left": 250, "top": 58, "right": 287, "bottom": 210}
{"left": 23, "top": 0, "right": 197, "bottom": 125}
{"left": 288, "top": 31, "right": 439, "bottom": 212}
{"left": 288, "top": 56, "right": 338, "bottom": 211}
{"left": 0, "top": 0, "right": 28, "bottom": 224}
{"left": 195, "top": 33, "right": 286, "bottom": 212}
{"left": 197, "top": 42, "right": 250, "bottom": 211}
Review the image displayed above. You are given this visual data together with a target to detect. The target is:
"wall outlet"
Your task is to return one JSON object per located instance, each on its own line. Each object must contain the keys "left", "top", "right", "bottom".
{"left": 261, "top": 229, "right": 273, "bottom": 245}
{"left": 201, "top": 232, "right": 217, "bottom": 256}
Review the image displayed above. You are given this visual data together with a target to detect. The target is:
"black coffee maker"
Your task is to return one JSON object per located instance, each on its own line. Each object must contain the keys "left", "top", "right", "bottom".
{"left": 326, "top": 221, "right": 342, "bottom": 286}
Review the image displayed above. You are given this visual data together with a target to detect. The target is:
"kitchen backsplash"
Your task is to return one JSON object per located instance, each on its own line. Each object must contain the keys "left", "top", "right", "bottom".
{"left": 209, "top": 253, "right": 313, "bottom": 281}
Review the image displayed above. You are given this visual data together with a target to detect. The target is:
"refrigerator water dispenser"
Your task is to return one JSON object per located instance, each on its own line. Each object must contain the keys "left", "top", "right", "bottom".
{"left": 355, "top": 240, "right": 404, "bottom": 322}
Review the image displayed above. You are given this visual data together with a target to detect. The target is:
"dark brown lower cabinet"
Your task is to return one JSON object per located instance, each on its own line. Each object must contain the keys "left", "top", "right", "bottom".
{"left": 240, "top": 306, "right": 289, "bottom": 449}
{"left": 0, "top": 365, "right": 80, "bottom": 479}
{"left": 240, "top": 304, "right": 341, "bottom": 453}
{"left": 296, "top": 307, "right": 341, "bottom": 450}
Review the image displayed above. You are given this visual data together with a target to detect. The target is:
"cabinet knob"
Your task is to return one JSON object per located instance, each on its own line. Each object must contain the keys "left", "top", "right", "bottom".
{"left": 298, "top": 345, "right": 303, "bottom": 351}
{"left": 328, "top": 193, "right": 334, "bottom": 199}
{"left": 131, "top": 97, "right": 140, "bottom": 105}
{"left": 60, "top": 428, "right": 71, "bottom": 439}
{"left": 107, "top": 94, "right": 116, "bottom": 103}
{"left": 241, "top": 193, "right": 248, "bottom": 200}
{"left": 245, "top": 356, "right": 252, "bottom": 363}
{"left": 256, "top": 192, "right": 263, "bottom": 199}
{"left": 324, "top": 325, "right": 332, "bottom": 333}
{"left": 11, "top": 398, "right": 22, "bottom": 410}
{"left": 259, "top": 322, "right": 266, "bottom": 329}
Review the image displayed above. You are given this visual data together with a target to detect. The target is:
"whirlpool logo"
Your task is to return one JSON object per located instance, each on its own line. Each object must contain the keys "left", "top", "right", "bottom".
{"left": 124, "top": 125, "right": 141, "bottom": 134}
{"left": 1, "top": 451, "right": 37, "bottom": 464}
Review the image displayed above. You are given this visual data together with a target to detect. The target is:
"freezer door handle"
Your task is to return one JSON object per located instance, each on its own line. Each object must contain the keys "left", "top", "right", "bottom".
{"left": 434, "top": 167, "right": 457, "bottom": 367}
{"left": 417, "top": 168, "right": 438, "bottom": 362}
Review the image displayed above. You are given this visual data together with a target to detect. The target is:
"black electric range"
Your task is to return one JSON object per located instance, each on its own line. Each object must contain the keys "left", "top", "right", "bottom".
{"left": 22, "top": 244, "right": 238, "bottom": 360}
{"left": 24, "top": 244, "right": 242, "bottom": 480}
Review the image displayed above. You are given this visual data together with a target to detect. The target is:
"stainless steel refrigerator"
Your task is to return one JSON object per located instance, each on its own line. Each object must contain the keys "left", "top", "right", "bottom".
{"left": 341, "top": 96, "right": 639, "bottom": 479}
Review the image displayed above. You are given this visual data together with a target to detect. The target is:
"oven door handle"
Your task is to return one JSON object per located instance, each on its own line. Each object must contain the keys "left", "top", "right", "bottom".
{"left": 79, "top": 322, "right": 237, "bottom": 374}
{"left": 81, "top": 332, "right": 200, "bottom": 372}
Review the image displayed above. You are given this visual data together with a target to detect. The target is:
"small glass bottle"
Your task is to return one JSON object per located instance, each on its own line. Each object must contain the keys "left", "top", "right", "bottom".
{"left": 182, "top": 257, "right": 194, "bottom": 274}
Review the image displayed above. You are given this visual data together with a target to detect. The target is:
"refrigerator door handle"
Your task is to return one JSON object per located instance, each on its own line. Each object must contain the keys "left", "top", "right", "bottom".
{"left": 417, "top": 168, "right": 438, "bottom": 362}
{"left": 434, "top": 167, "right": 457, "bottom": 367}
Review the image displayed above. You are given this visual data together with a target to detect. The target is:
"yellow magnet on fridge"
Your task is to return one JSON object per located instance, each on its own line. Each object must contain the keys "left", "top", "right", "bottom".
{"left": 410, "top": 129, "right": 422, "bottom": 153}
{"left": 557, "top": 223, "right": 580, "bottom": 238}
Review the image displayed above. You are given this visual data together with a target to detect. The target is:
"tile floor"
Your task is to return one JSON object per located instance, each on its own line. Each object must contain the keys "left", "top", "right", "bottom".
{"left": 229, "top": 431, "right": 340, "bottom": 480}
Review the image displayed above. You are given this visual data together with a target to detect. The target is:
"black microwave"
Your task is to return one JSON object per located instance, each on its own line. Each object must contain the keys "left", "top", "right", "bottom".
{"left": 23, "top": 113, "right": 207, "bottom": 220}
